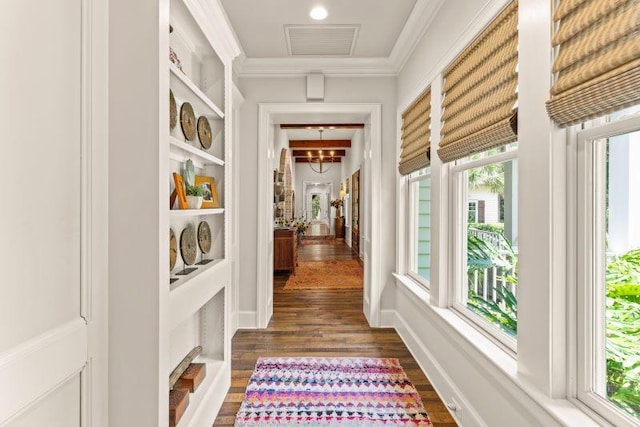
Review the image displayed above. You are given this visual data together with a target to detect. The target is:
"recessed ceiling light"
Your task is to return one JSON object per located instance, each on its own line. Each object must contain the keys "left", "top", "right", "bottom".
{"left": 310, "top": 6, "right": 328, "bottom": 20}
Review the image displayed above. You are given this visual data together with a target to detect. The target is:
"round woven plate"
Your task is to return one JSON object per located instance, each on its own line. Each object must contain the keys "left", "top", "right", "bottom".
{"left": 197, "top": 116, "right": 212, "bottom": 149}
{"left": 180, "top": 225, "right": 197, "bottom": 266}
{"left": 180, "top": 102, "right": 196, "bottom": 141}
{"left": 169, "top": 90, "right": 177, "bottom": 130}
{"left": 169, "top": 228, "right": 177, "bottom": 270}
{"left": 197, "top": 221, "right": 212, "bottom": 254}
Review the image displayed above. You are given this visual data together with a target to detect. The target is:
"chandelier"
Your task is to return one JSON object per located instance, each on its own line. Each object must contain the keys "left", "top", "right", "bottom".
{"left": 308, "top": 129, "right": 335, "bottom": 174}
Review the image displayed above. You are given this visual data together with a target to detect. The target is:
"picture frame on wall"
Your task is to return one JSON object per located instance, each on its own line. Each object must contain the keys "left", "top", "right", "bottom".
{"left": 195, "top": 175, "right": 219, "bottom": 208}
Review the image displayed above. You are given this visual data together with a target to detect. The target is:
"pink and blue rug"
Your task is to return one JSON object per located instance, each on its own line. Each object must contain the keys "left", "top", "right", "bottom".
{"left": 234, "top": 357, "right": 432, "bottom": 426}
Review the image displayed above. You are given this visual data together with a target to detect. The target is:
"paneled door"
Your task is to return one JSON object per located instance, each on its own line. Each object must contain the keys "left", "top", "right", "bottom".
{"left": 0, "top": 1, "right": 106, "bottom": 426}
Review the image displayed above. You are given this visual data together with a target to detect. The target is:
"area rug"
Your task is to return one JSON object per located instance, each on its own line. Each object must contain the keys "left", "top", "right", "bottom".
{"left": 234, "top": 357, "right": 432, "bottom": 426}
{"left": 283, "top": 260, "right": 363, "bottom": 290}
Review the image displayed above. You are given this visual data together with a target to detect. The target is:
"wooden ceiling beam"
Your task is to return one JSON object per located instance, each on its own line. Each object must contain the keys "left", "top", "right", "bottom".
{"left": 289, "top": 140, "right": 351, "bottom": 148}
{"left": 280, "top": 123, "right": 364, "bottom": 129}
{"left": 292, "top": 149, "right": 346, "bottom": 157}
{"left": 295, "top": 158, "right": 342, "bottom": 163}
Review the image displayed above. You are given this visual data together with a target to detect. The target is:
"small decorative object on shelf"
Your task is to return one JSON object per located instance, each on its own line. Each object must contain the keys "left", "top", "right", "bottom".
{"left": 169, "top": 388, "right": 189, "bottom": 427}
{"left": 180, "top": 102, "right": 196, "bottom": 141}
{"left": 175, "top": 363, "right": 206, "bottom": 393}
{"left": 197, "top": 221, "right": 213, "bottom": 265}
{"left": 177, "top": 225, "right": 198, "bottom": 275}
{"left": 183, "top": 159, "right": 195, "bottom": 186}
{"left": 185, "top": 184, "right": 204, "bottom": 209}
{"left": 169, "top": 346, "right": 203, "bottom": 389}
{"left": 169, "top": 228, "right": 177, "bottom": 271}
{"left": 169, "top": 90, "right": 177, "bottom": 130}
{"left": 195, "top": 175, "right": 219, "bottom": 208}
{"left": 172, "top": 172, "right": 187, "bottom": 209}
{"left": 197, "top": 116, "right": 212, "bottom": 149}
{"left": 169, "top": 47, "right": 184, "bottom": 74}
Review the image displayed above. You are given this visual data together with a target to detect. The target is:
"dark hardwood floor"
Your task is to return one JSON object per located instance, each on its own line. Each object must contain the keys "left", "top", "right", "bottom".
{"left": 213, "top": 242, "right": 456, "bottom": 426}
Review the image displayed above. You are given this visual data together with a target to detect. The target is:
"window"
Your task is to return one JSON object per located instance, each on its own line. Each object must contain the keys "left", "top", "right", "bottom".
{"left": 576, "top": 110, "right": 640, "bottom": 426}
{"left": 407, "top": 169, "right": 431, "bottom": 287}
{"left": 452, "top": 147, "right": 518, "bottom": 349}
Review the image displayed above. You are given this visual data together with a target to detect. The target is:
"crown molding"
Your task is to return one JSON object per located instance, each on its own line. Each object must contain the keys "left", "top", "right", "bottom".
{"left": 388, "top": 0, "right": 445, "bottom": 73}
{"left": 236, "top": 57, "right": 397, "bottom": 77}
{"left": 233, "top": 0, "right": 444, "bottom": 77}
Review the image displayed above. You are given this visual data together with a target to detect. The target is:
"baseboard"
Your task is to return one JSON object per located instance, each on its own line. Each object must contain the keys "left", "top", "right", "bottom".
{"left": 379, "top": 309, "right": 397, "bottom": 328}
{"left": 238, "top": 311, "right": 258, "bottom": 329}
{"left": 393, "top": 311, "right": 486, "bottom": 427}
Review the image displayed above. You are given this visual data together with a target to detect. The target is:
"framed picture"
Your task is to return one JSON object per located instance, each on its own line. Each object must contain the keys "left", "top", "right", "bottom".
{"left": 195, "top": 175, "right": 219, "bottom": 208}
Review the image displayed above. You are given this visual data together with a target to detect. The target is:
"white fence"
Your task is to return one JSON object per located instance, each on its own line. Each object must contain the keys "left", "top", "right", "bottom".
{"left": 468, "top": 228, "right": 517, "bottom": 310}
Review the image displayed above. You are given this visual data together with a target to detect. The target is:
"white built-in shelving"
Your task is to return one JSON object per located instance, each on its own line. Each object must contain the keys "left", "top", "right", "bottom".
{"left": 164, "top": 0, "right": 239, "bottom": 425}
{"left": 170, "top": 208, "right": 224, "bottom": 218}
{"left": 170, "top": 63, "right": 225, "bottom": 119}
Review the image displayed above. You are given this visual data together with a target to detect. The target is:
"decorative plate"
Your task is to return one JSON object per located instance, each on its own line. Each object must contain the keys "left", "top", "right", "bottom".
{"left": 180, "top": 225, "right": 197, "bottom": 266}
{"left": 180, "top": 102, "right": 196, "bottom": 141}
{"left": 197, "top": 116, "right": 212, "bottom": 149}
{"left": 197, "top": 221, "right": 212, "bottom": 254}
{"left": 169, "top": 228, "right": 177, "bottom": 270}
{"left": 169, "top": 90, "right": 177, "bottom": 130}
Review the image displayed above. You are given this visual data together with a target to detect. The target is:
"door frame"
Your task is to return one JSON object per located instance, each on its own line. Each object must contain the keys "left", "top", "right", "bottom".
{"left": 303, "top": 181, "right": 333, "bottom": 223}
{"left": 257, "top": 103, "right": 382, "bottom": 328}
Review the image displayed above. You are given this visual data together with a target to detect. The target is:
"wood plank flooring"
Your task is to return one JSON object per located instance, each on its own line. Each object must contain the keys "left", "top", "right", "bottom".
{"left": 213, "top": 242, "right": 456, "bottom": 426}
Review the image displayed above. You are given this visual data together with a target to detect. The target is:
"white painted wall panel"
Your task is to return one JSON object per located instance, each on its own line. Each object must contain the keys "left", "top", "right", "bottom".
{"left": 6, "top": 376, "right": 80, "bottom": 427}
{"left": 0, "top": 0, "right": 82, "bottom": 353}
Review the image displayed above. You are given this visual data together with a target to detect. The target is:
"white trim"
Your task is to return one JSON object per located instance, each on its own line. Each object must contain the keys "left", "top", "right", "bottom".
{"left": 393, "top": 277, "right": 604, "bottom": 427}
{"left": 238, "top": 311, "right": 258, "bottom": 329}
{"left": 183, "top": 0, "right": 241, "bottom": 65}
{"left": 574, "top": 116, "right": 640, "bottom": 427}
{"left": 449, "top": 149, "right": 517, "bottom": 173}
{"left": 233, "top": 0, "right": 443, "bottom": 77}
{"left": 398, "top": 0, "right": 511, "bottom": 112}
{"left": 257, "top": 103, "right": 383, "bottom": 327}
{"left": 387, "top": 0, "right": 445, "bottom": 74}
{"left": 0, "top": 319, "right": 88, "bottom": 424}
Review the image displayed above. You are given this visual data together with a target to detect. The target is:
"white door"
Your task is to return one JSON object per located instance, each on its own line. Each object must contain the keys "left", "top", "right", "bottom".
{"left": 0, "top": 1, "right": 106, "bottom": 426}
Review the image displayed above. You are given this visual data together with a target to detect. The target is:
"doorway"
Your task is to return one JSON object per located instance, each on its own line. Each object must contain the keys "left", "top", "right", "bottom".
{"left": 256, "top": 103, "right": 382, "bottom": 329}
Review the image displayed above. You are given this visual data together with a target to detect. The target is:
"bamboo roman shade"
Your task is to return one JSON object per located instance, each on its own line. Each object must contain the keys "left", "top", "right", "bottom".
{"left": 399, "top": 88, "right": 431, "bottom": 175}
{"left": 546, "top": 0, "right": 640, "bottom": 127}
{"left": 438, "top": 0, "right": 518, "bottom": 163}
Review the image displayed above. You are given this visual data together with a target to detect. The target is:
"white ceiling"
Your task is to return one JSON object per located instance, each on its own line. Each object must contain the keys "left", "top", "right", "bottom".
{"left": 220, "top": 0, "right": 417, "bottom": 58}
{"left": 220, "top": 0, "right": 444, "bottom": 76}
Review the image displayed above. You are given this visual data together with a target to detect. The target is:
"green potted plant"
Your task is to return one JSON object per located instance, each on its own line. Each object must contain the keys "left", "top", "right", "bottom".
{"left": 185, "top": 184, "right": 205, "bottom": 209}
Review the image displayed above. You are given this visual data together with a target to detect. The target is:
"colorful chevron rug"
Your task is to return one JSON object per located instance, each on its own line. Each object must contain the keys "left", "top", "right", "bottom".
{"left": 234, "top": 357, "right": 432, "bottom": 426}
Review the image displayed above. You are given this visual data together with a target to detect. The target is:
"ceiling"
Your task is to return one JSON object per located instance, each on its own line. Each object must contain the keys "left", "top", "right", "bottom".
{"left": 220, "top": 0, "right": 444, "bottom": 76}
{"left": 284, "top": 129, "right": 357, "bottom": 141}
{"left": 220, "top": 0, "right": 416, "bottom": 58}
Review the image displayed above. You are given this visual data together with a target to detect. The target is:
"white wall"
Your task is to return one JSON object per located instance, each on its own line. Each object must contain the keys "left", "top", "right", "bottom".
{"left": 394, "top": 0, "right": 600, "bottom": 425}
{"left": 237, "top": 76, "right": 397, "bottom": 317}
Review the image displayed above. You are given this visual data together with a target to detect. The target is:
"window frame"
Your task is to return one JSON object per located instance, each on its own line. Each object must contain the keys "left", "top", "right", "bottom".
{"left": 450, "top": 148, "right": 519, "bottom": 354}
{"left": 406, "top": 169, "right": 432, "bottom": 290}
{"left": 574, "top": 113, "right": 640, "bottom": 427}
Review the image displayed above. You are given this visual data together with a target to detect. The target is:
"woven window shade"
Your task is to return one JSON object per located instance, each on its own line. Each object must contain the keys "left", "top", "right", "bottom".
{"left": 547, "top": 0, "right": 640, "bottom": 127}
{"left": 438, "top": 1, "right": 518, "bottom": 164}
{"left": 399, "top": 88, "right": 431, "bottom": 175}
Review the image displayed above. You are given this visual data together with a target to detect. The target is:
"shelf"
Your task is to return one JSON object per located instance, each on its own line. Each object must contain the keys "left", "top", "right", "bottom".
{"left": 169, "top": 136, "right": 224, "bottom": 167}
{"left": 170, "top": 208, "right": 224, "bottom": 217}
{"left": 170, "top": 63, "right": 224, "bottom": 119}
{"left": 176, "top": 358, "right": 230, "bottom": 427}
{"left": 170, "top": 259, "right": 230, "bottom": 330}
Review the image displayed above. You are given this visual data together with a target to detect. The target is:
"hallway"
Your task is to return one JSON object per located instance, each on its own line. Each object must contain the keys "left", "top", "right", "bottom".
{"left": 213, "top": 242, "right": 456, "bottom": 426}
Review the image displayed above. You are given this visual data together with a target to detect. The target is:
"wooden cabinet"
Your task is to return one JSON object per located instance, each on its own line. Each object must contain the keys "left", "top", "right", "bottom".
{"left": 274, "top": 228, "right": 297, "bottom": 274}
{"left": 334, "top": 217, "right": 345, "bottom": 239}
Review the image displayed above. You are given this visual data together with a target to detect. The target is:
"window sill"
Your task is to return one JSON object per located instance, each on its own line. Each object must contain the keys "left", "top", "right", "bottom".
{"left": 392, "top": 273, "right": 604, "bottom": 427}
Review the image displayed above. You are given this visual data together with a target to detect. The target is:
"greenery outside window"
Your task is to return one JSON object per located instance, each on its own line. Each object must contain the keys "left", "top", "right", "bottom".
{"left": 407, "top": 168, "right": 431, "bottom": 289}
{"left": 451, "top": 147, "right": 518, "bottom": 351}
{"left": 576, "top": 110, "right": 640, "bottom": 426}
